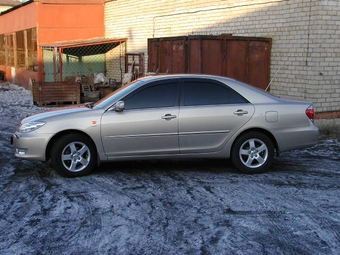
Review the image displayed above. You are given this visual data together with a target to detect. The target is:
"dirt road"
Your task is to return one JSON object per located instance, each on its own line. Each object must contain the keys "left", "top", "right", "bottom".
{"left": 1, "top": 137, "right": 339, "bottom": 254}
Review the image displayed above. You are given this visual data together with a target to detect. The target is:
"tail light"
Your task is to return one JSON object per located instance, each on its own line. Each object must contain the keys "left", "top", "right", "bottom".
{"left": 305, "top": 105, "right": 315, "bottom": 121}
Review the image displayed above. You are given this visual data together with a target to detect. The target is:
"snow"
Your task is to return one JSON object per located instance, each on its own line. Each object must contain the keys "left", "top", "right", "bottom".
{"left": 0, "top": 82, "right": 339, "bottom": 254}
{"left": 0, "top": 83, "right": 48, "bottom": 125}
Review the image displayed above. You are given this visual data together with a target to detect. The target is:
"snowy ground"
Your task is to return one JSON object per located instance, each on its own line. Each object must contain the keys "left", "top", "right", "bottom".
{"left": 0, "top": 83, "right": 339, "bottom": 254}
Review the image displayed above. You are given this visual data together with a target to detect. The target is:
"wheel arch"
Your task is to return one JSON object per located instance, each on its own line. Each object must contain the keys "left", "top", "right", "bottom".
{"left": 45, "top": 130, "right": 98, "bottom": 162}
{"left": 231, "top": 128, "right": 279, "bottom": 156}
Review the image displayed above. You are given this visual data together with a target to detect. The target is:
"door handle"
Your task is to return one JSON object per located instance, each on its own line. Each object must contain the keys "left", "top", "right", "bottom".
{"left": 233, "top": 109, "right": 248, "bottom": 116}
{"left": 161, "top": 114, "right": 177, "bottom": 120}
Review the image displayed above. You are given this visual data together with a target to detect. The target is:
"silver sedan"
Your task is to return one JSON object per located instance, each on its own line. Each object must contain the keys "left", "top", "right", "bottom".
{"left": 11, "top": 74, "right": 319, "bottom": 177}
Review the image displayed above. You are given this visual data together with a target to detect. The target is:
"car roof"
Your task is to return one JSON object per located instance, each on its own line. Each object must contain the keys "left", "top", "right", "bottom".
{"left": 139, "top": 73, "right": 236, "bottom": 82}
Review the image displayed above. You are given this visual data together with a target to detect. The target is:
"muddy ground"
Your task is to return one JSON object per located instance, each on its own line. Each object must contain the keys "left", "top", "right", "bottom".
{"left": 0, "top": 84, "right": 339, "bottom": 254}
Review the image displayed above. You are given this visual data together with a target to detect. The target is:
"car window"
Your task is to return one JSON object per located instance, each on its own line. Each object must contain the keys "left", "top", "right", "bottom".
{"left": 228, "top": 88, "right": 249, "bottom": 104}
{"left": 182, "top": 80, "right": 248, "bottom": 106}
{"left": 123, "top": 82, "right": 179, "bottom": 110}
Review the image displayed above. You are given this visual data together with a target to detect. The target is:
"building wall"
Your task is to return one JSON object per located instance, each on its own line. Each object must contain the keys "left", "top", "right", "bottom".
{"left": 104, "top": 0, "right": 340, "bottom": 114}
{"left": 0, "top": 3, "right": 37, "bottom": 33}
{"left": 37, "top": 2, "right": 105, "bottom": 44}
{"left": 0, "top": 1, "right": 105, "bottom": 44}
{"left": 0, "top": 0, "right": 105, "bottom": 87}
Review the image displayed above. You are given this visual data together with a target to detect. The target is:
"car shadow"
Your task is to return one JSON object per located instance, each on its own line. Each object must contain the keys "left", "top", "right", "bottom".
{"left": 95, "top": 158, "right": 240, "bottom": 176}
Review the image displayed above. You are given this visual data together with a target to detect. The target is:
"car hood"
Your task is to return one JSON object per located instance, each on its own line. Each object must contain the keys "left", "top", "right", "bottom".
{"left": 23, "top": 105, "right": 92, "bottom": 123}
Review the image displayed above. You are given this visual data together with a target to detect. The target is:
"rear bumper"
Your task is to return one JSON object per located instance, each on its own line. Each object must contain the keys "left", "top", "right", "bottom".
{"left": 275, "top": 124, "right": 319, "bottom": 153}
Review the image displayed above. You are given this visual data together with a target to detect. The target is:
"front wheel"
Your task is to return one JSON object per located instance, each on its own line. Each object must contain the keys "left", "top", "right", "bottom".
{"left": 231, "top": 132, "right": 274, "bottom": 174}
{"left": 51, "top": 133, "right": 97, "bottom": 177}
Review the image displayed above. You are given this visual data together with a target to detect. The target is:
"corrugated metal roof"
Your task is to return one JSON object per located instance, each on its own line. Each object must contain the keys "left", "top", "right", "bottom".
{"left": 0, "top": 0, "right": 22, "bottom": 6}
{"left": 0, "top": 0, "right": 32, "bottom": 15}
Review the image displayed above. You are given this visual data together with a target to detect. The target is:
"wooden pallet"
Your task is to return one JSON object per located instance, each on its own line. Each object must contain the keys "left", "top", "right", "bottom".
{"left": 32, "top": 81, "right": 80, "bottom": 106}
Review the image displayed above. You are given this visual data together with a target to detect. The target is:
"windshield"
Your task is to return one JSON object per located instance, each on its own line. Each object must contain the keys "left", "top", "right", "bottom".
{"left": 93, "top": 80, "right": 143, "bottom": 110}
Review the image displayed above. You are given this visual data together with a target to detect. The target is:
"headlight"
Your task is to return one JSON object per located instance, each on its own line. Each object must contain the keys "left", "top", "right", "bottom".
{"left": 19, "top": 121, "right": 46, "bottom": 133}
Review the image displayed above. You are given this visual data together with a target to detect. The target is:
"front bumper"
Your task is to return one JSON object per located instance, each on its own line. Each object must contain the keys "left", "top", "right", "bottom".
{"left": 11, "top": 132, "right": 50, "bottom": 161}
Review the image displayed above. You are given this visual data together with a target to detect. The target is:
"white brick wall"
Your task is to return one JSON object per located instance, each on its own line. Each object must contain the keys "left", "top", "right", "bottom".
{"left": 105, "top": 0, "right": 340, "bottom": 113}
{"left": 105, "top": 42, "right": 126, "bottom": 82}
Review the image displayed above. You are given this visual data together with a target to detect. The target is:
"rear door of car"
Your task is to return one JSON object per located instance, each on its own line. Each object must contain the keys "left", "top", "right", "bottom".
{"left": 179, "top": 78, "right": 254, "bottom": 153}
{"left": 101, "top": 79, "right": 180, "bottom": 158}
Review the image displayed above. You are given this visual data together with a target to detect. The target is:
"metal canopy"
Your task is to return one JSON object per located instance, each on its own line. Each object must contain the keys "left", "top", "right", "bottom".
{"left": 40, "top": 38, "right": 126, "bottom": 57}
{"left": 40, "top": 38, "right": 126, "bottom": 81}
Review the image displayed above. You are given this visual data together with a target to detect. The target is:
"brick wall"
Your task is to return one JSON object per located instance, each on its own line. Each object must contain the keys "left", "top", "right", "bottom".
{"left": 105, "top": 0, "right": 340, "bottom": 113}
{"left": 105, "top": 42, "right": 126, "bottom": 82}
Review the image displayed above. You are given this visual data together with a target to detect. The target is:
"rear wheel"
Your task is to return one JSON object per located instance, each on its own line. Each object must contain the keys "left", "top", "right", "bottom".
{"left": 51, "top": 133, "right": 97, "bottom": 177}
{"left": 231, "top": 131, "right": 274, "bottom": 174}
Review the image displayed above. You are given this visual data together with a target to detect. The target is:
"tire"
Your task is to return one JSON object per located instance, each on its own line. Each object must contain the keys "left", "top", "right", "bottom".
{"left": 51, "top": 133, "right": 97, "bottom": 177}
{"left": 231, "top": 131, "right": 274, "bottom": 174}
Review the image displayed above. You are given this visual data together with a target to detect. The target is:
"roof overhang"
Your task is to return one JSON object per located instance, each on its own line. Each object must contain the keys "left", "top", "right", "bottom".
{"left": 40, "top": 37, "right": 126, "bottom": 57}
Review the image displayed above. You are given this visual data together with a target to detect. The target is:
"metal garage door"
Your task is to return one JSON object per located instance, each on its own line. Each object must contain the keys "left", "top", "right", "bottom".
{"left": 148, "top": 34, "right": 271, "bottom": 90}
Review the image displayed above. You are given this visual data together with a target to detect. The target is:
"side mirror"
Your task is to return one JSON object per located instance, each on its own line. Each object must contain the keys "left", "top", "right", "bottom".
{"left": 114, "top": 100, "right": 125, "bottom": 112}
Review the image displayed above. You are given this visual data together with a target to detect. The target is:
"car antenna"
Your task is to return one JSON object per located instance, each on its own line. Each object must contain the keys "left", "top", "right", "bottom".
{"left": 265, "top": 63, "right": 283, "bottom": 91}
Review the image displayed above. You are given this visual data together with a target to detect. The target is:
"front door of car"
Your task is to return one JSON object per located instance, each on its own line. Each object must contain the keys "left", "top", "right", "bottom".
{"left": 101, "top": 80, "right": 180, "bottom": 158}
{"left": 179, "top": 79, "right": 254, "bottom": 153}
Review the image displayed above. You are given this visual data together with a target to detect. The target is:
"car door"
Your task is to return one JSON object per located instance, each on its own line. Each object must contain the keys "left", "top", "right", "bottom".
{"left": 179, "top": 78, "right": 254, "bottom": 153}
{"left": 101, "top": 79, "right": 180, "bottom": 158}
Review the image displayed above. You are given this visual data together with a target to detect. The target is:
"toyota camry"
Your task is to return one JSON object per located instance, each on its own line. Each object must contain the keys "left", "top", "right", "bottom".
{"left": 11, "top": 74, "right": 319, "bottom": 177}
